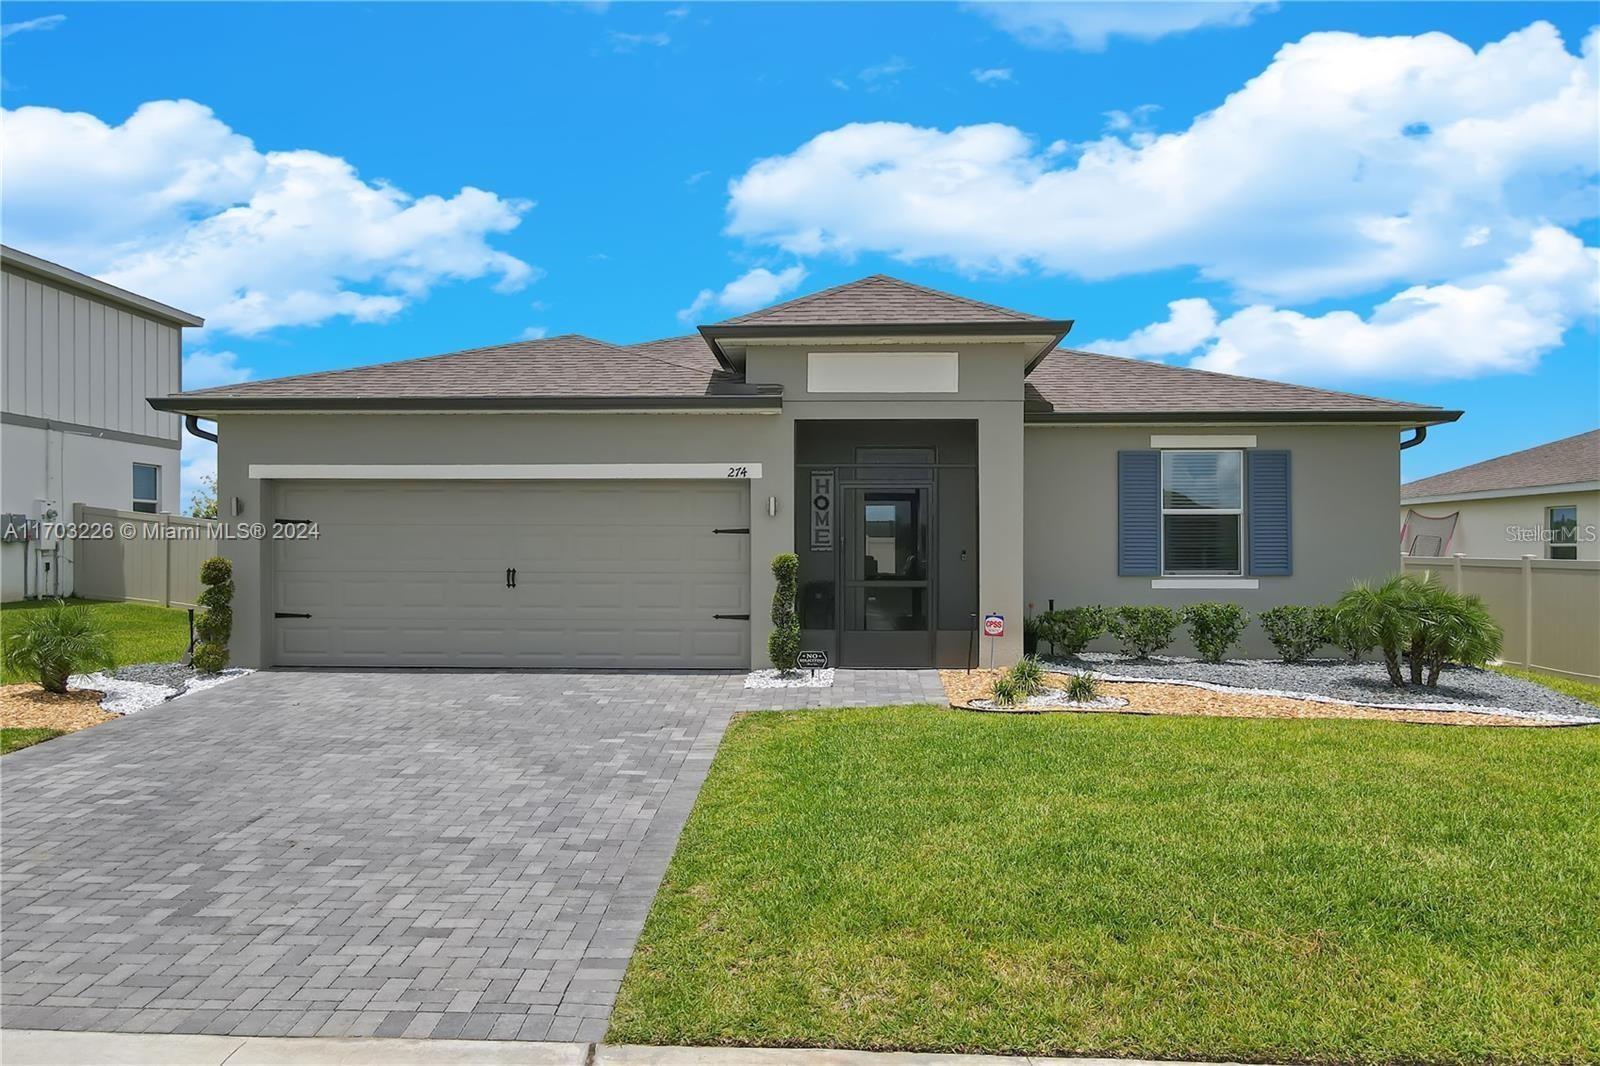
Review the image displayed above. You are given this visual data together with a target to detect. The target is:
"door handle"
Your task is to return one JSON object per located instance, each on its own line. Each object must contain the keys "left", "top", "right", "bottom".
{"left": 509, "top": 568, "right": 517, "bottom": 589}
{"left": 505, "top": 567, "right": 512, "bottom": 589}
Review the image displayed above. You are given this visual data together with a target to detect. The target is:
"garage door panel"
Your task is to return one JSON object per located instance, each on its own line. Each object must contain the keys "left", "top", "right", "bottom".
{"left": 271, "top": 479, "right": 749, "bottom": 669}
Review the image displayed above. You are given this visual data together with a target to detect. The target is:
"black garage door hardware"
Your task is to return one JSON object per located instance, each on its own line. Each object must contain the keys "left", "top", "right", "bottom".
{"left": 505, "top": 568, "right": 517, "bottom": 588}
{"left": 713, "top": 613, "right": 750, "bottom": 620}
{"left": 274, "top": 612, "right": 312, "bottom": 619}
{"left": 712, "top": 527, "right": 750, "bottom": 535}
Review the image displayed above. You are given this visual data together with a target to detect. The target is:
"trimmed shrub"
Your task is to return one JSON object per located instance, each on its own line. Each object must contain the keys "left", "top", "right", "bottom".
{"left": 192, "top": 555, "right": 234, "bottom": 674}
{"left": 1065, "top": 671, "right": 1099, "bottom": 702}
{"left": 1107, "top": 605, "right": 1179, "bottom": 659}
{"left": 1179, "top": 603, "right": 1250, "bottom": 663}
{"left": 1258, "top": 605, "right": 1333, "bottom": 663}
{"left": 2, "top": 600, "right": 115, "bottom": 693}
{"left": 1033, "top": 606, "right": 1107, "bottom": 657}
{"left": 767, "top": 553, "right": 800, "bottom": 673}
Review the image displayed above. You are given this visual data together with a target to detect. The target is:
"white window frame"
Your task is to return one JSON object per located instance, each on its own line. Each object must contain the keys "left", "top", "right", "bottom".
{"left": 1160, "top": 448, "right": 1245, "bottom": 577}
{"left": 1547, "top": 504, "right": 1578, "bottom": 560}
{"left": 132, "top": 462, "right": 161, "bottom": 514}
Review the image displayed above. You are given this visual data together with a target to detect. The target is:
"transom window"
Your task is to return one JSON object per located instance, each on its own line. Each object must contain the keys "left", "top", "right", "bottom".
{"left": 1161, "top": 450, "right": 1243, "bottom": 576}
{"left": 132, "top": 463, "right": 160, "bottom": 514}
{"left": 1547, "top": 505, "right": 1578, "bottom": 560}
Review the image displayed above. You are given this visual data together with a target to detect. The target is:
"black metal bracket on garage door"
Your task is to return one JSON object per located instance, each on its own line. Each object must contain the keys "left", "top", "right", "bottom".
{"left": 274, "top": 612, "right": 312, "bottom": 619}
{"left": 713, "top": 613, "right": 750, "bottom": 620}
{"left": 712, "top": 527, "right": 750, "bottom": 534}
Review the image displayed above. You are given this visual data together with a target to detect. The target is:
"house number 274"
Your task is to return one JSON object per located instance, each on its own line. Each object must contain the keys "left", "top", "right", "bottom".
{"left": 726, "top": 465, "right": 750, "bottom": 478}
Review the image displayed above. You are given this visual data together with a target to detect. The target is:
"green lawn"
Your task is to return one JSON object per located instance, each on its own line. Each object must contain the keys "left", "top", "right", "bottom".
{"left": 0, "top": 727, "right": 65, "bottom": 754}
{"left": 1493, "top": 665, "right": 1600, "bottom": 708}
{"left": 0, "top": 597, "right": 190, "bottom": 684}
{"left": 610, "top": 706, "right": 1600, "bottom": 1064}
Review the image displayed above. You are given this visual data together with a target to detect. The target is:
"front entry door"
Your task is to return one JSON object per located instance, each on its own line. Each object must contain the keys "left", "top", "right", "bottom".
{"left": 841, "top": 484, "right": 935, "bottom": 666}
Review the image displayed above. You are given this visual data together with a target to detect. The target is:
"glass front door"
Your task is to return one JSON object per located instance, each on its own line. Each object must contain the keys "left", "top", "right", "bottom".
{"left": 842, "top": 485, "right": 935, "bottom": 665}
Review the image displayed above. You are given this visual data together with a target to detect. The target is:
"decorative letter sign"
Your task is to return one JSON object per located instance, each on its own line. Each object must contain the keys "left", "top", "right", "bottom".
{"left": 809, "top": 471, "right": 834, "bottom": 551}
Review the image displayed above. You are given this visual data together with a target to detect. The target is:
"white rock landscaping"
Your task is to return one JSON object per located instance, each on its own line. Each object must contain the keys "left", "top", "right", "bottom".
{"left": 68, "top": 664, "right": 254, "bottom": 715}
{"left": 745, "top": 667, "right": 835, "bottom": 689}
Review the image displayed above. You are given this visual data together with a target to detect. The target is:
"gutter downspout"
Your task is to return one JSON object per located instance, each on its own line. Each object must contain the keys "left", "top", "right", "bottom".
{"left": 1400, "top": 426, "right": 1427, "bottom": 450}
{"left": 185, "top": 416, "right": 218, "bottom": 443}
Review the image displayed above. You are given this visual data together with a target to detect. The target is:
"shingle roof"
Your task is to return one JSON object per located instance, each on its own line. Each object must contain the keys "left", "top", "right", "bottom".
{"left": 1402, "top": 430, "right": 1600, "bottom": 499}
{"left": 161, "top": 334, "right": 767, "bottom": 409}
{"left": 713, "top": 274, "right": 1050, "bottom": 326}
{"left": 623, "top": 334, "right": 723, "bottom": 373}
{"left": 1025, "top": 349, "right": 1459, "bottom": 423}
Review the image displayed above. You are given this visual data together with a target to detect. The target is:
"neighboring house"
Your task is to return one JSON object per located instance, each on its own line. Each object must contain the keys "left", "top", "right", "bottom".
{"left": 1, "top": 246, "right": 204, "bottom": 601}
{"left": 1401, "top": 430, "right": 1600, "bottom": 560}
{"left": 151, "top": 275, "right": 1460, "bottom": 670}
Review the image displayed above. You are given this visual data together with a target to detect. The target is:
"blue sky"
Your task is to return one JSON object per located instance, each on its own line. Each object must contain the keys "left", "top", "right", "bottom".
{"left": 2, "top": 1, "right": 1596, "bottom": 506}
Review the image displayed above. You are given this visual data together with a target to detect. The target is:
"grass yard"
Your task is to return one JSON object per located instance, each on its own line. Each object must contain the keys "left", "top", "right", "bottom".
{"left": 0, "top": 597, "right": 189, "bottom": 684}
{"left": 1493, "top": 664, "right": 1600, "bottom": 708}
{"left": 0, "top": 726, "right": 64, "bottom": 754}
{"left": 610, "top": 706, "right": 1600, "bottom": 1064}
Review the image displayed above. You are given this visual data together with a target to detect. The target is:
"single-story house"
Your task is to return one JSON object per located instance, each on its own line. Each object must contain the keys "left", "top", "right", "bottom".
{"left": 152, "top": 275, "right": 1461, "bottom": 670}
{"left": 1401, "top": 429, "right": 1599, "bottom": 560}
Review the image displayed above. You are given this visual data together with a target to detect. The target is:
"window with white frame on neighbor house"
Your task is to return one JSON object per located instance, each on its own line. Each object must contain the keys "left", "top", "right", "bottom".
{"left": 1547, "top": 505, "right": 1578, "bottom": 560}
{"left": 132, "top": 463, "right": 160, "bottom": 513}
{"left": 1161, "top": 450, "right": 1243, "bottom": 576}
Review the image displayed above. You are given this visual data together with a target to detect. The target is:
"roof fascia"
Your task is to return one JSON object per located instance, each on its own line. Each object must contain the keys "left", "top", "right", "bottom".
{"left": 1, "top": 245, "right": 205, "bottom": 327}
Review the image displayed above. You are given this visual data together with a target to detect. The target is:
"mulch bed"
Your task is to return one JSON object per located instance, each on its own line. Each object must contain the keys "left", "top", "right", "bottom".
{"left": 0, "top": 684, "right": 116, "bottom": 734}
{"left": 941, "top": 669, "right": 1549, "bottom": 727}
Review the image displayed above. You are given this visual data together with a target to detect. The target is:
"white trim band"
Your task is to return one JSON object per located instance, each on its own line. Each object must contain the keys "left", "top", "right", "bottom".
{"left": 1150, "top": 434, "right": 1257, "bottom": 448}
{"left": 1152, "top": 577, "right": 1260, "bottom": 590}
{"left": 249, "top": 463, "right": 764, "bottom": 480}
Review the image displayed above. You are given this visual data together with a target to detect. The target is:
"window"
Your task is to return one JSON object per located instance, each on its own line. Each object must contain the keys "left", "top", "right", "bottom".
{"left": 132, "top": 463, "right": 160, "bottom": 514}
{"left": 1161, "top": 450, "right": 1243, "bottom": 575}
{"left": 1548, "top": 505, "right": 1578, "bottom": 560}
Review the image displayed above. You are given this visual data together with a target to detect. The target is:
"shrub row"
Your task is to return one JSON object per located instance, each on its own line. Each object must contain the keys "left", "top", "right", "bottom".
{"left": 1024, "top": 573, "right": 1502, "bottom": 688}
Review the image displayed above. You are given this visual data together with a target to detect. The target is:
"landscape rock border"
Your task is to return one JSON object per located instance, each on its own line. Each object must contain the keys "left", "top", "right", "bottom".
{"left": 745, "top": 667, "right": 835, "bottom": 689}
{"left": 68, "top": 663, "right": 254, "bottom": 716}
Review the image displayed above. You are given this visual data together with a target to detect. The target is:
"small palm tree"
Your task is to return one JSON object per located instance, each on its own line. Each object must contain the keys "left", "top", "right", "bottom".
{"left": 1419, "top": 592, "right": 1503, "bottom": 687}
{"left": 1334, "top": 575, "right": 1416, "bottom": 687}
{"left": 2, "top": 600, "right": 116, "bottom": 693}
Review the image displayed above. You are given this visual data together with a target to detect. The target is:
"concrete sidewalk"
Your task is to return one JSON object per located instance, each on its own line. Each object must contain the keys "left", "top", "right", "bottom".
{"left": 0, "top": 1031, "right": 1251, "bottom": 1066}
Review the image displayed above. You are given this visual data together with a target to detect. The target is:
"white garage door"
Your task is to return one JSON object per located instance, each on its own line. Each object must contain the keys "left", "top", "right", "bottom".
{"left": 270, "top": 480, "right": 750, "bottom": 668}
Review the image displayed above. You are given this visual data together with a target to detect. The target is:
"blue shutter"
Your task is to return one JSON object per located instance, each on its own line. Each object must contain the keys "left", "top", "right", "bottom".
{"left": 1248, "top": 449, "right": 1292, "bottom": 576}
{"left": 1118, "top": 450, "right": 1160, "bottom": 576}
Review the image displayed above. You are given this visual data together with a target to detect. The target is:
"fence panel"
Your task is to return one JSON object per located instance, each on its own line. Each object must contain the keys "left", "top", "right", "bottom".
{"left": 1403, "top": 553, "right": 1599, "bottom": 682}
{"left": 72, "top": 504, "right": 222, "bottom": 609}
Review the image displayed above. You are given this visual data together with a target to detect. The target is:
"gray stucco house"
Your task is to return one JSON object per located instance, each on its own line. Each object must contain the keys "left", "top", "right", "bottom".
{"left": 152, "top": 275, "right": 1461, "bottom": 670}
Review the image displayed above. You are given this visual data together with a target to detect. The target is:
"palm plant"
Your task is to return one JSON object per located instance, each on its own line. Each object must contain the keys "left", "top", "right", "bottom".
{"left": 2, "top": 600, "right": 116, "bottom": 693}
{"left": 1334, "top": 576, "right": 1417, "bottom": 687}
{"left": 1418, "top": 591, "right": 1502, "bottom": 687}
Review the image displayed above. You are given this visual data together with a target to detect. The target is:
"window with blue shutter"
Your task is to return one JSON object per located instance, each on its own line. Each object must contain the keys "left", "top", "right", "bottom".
{"left": 1247, "top": 450, "right": 1292, "bottom": 576}
{"left": 1117, "top": 450, "right": 1160, "bottom": 576}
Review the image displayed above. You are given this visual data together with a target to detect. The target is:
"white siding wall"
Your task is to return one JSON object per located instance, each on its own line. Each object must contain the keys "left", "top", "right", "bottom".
{"left": 2, "top": 267, "right": 182, "bottom": 441}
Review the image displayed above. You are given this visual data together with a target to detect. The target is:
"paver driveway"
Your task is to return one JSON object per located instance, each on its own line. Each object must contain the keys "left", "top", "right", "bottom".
{"left": 1, "top": 669, "right": 944, "bottom": 1043}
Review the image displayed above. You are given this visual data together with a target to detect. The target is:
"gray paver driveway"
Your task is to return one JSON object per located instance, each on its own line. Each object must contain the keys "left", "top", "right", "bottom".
{"left": 2, "top": 669, "right": 944, "bottom": 1043}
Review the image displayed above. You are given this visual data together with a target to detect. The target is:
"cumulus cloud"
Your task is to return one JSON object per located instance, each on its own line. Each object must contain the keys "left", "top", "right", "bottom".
{"left": 678, "top": 265, "right": 807, "bottom": 322}
{"left": 1091, "top": 228, "right": 1599, "bottom": 380}
{"left": 973, "top": 2, "right": 1268, "bottom": 52}
{"left": 609, "top": 30, "right": 670, "bottom": 52}
{"left": 1, "top": 99, "right": 534, "bottom": 336}
{"left": 972, "top": 67, "right": 1014, "bottom": 85}
{"left": 726, "top": 23, "right": 1598, "bottom": 304}
{"left": 182, "top": 350, "right": 254, "bottom": 390}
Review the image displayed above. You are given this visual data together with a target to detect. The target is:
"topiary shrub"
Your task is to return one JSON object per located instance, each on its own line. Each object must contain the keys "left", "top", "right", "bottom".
{"left": 767, "top": 553, "right": 800, "bottom": 673}
{"left": 1107, "top": 605, "right": 1179, "bottom": 659}
{"left": 1259, "top": 605, "right": 1334, "bottom": 663}
{"left": 1033, "top": 606, "right": 1107, "bottom": 658}
{"left": 2, "top": 599, "right": 115, "bottom": 693}
{"left": 1179, "top": 603, "right": 1250, "bottom": 663}
{"left": 192, "top": 555, "right": 233, "bottom": 674}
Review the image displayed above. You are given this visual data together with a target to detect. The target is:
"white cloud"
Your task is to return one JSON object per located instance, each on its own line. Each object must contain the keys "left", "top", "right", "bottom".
{"left": 1, "top": 99, "right": 534, "bottom": 336}
{"left": 678, "top": 265, "right": 807, "bottom": 323}
{"left": 182, "top": 350, "right": 254, "bottom": 390}
{"left": 2, "top": 14, "right": 65, "bottom": 38}
{"left": 1090, "top": 297, "right": 1217, "bottom": 357}
{"left": 519, "top": 325, "right": 549, "bottom": 340}
{"left": 1091, "top": 228, "right": 1599, "bottom": 380}
{"left": 974, "top": 2, "right": 1268, "bottom": 51}
{"left": 686, "top": 169, "right": 711, "bottom": 185}
{"left": 860, "top": 56, "right": 910, "bottom": 82}
{"left": 726, "top": 23, "right": 1599, "bottom": 305}
{"left": 972, "top": 67, "right": 1014, "bottom": 85}
{"left": 609, "top": 30, "right": 670, "bottom": 52}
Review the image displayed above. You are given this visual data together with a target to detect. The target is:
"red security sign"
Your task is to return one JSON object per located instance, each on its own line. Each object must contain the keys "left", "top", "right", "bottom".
{"left": 983, "top": 614, "right": 1005, "bottom": 638}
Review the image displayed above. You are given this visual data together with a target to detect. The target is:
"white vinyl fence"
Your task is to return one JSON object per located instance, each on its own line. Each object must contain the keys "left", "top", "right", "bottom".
{"left": 1402, "top": 553, "right": 1599, "bottom": 682}
{"left": 72, "top": 504, "right": 222, "bottom": 609}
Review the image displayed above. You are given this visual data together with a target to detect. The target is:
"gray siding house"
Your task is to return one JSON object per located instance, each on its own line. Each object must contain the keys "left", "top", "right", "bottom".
{"left": 151, "top": 276, "right": 1460, "bottom": 670}
{"left": 3, "top": 246, "right": 203, "bottom": 600}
